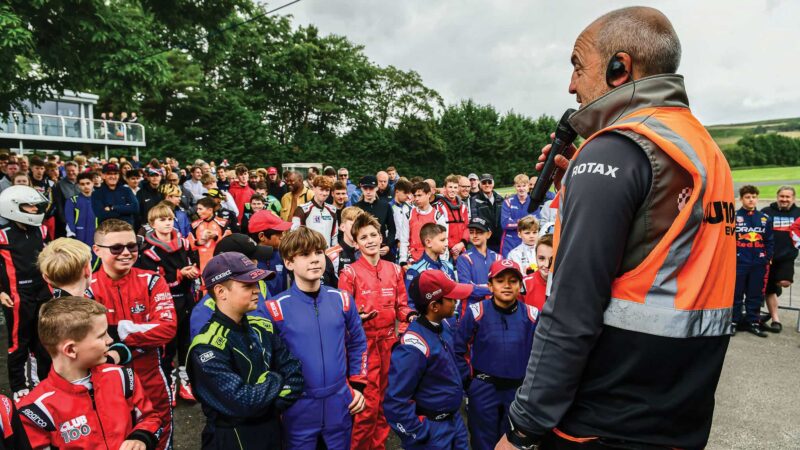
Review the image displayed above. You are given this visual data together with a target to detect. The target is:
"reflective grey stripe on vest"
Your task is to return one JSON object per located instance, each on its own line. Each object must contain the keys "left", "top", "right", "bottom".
{"left": 604, "top": 298, "right": 732, "bottom": 338}
{"left": 602, "top": 115, "right": 725, "bottom": 338}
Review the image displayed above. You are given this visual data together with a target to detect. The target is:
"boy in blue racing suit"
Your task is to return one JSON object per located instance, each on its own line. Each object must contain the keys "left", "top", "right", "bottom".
{"left": 384, "top": 270, "right": 473, "bottom": 449}
{"left": 259, "top": 226, "right": 368, "bottom": 449}
{"left": 455, "top": 260, "right": 538, "bottom": 450}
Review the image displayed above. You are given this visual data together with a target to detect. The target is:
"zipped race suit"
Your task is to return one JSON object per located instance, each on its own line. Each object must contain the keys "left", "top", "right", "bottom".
{"left": 438, "top": 196, "right": 470, "bottom": 257}
{"left": 0, "top": 394, "right": 31, "bottom": 450}
{"left": 138, "top": 230, "right": 197, "bottom": 375}
{"left": 455, "top": 300, "right": 538, "bottom": 450}
{"left": 384, "top": 317, "right": 468, "bottom": 450}
{"left": 91, "top": 268, "right": 176, "bottom": 450}
{"left": 188, "top": 310, "right": 303, "bottom": 450}
{"left": 0, "top": 224, "right": 51, "bottom": 392}
{"left": 733, "top": 208, "right": 773, "bottom": 325}
{"left": 455, "top": 247, "right": 497, "bottom": 307}
{"left": 260, "top": 285, "right": 368, "bottom": 450}
{"left": 18, "top": 365, "right": 161, "bottom": 450}
{"left": 338, "top": 257, "right": 416, "bottom": 449}
{"left": 292, "top": 200, "right": 339, "bottom": 248}
{"left": 402, "top": 206, "right": 447, "bottom": 264}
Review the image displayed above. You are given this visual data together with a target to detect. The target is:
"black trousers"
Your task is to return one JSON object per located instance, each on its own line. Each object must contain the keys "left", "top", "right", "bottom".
{"left": 3, "top": 286, "right": 51, "bottom": 392}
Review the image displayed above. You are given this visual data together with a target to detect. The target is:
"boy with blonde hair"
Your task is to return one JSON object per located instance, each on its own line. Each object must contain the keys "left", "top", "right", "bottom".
{"left": 507, "top": 216, "right": 540, "bottom": 274}
{"left": 18, "top": 297, "right": 162, "bottom": 449}
{"left": 138, "top": 202, "right": 199, "bottom": 403}
{"left": 500, "top": 173, "right": 532, "bottom": 256}
{"left": 37, "top": 237, "right": 93, "bottom": 298}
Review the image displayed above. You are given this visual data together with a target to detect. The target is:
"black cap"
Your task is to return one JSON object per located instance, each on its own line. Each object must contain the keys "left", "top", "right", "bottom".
{"left": 359, "top": 175, "right": 377, "bottom": 188}
{"left": 213, "top": 233, "right": 273, "bottom": 261}
{"left": 467, "top": 217, "right": 490, "bottom": 232}
{"left": 479, "top": 173, "right": 493, "bottom": 182}
{"left": 102, "top": 163, "right": 120, "bottom": 174}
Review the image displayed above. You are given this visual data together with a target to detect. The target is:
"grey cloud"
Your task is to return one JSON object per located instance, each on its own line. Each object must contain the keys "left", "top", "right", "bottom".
{"left": 287, "top": 0, "right": 800, "bottom": 125}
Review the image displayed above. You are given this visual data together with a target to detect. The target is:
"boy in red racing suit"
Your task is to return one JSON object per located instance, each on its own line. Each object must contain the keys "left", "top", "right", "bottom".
{"left": 338, "top": 212, "right": 418, "bottom": 449}
{"left": 18, "top": 297, "right": 162, "bottom": 450}
{"left": 91, "top": 219, "right": 176, "bottom": 450}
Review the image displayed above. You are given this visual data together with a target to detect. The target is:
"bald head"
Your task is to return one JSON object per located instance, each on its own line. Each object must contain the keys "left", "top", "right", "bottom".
{"left": 589, "top": 6, "right": 681, "bottom": 77}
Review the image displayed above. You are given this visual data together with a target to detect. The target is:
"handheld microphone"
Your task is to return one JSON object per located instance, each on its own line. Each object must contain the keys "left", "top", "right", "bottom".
{"left": 528, "top": 108, "right": 578, "bottom": 213}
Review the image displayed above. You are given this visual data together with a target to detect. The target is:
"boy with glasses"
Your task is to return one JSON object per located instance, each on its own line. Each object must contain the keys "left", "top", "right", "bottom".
{"left": 91, "top": 219, "right": 177, "bottom": 450}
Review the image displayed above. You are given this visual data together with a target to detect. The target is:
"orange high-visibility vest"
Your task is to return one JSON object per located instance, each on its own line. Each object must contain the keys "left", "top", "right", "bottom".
{"left": 554, "top": 106, "right": 736, "bottom": 338}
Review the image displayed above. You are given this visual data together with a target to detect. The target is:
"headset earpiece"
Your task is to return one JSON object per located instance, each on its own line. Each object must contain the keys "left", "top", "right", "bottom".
{"left": 606, "top": 53, "right": 627, "bottom": 87}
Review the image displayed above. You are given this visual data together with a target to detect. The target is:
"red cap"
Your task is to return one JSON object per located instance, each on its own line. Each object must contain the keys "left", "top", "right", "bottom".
{"left": 267, "top": 167, "right": 278, "bottom": 175}
{"left": 410, "top": 270, "right": 473, "bottom": 307}
{"left": 247, "top": 210, "right": 291, "bottom": 233}
{"left": 488, "top": 259, "right": 523, "bottom": 280}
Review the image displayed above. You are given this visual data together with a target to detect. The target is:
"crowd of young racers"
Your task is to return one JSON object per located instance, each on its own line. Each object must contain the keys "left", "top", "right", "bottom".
{"left": 0, "top": 153, "right": 797, "bottom": 449}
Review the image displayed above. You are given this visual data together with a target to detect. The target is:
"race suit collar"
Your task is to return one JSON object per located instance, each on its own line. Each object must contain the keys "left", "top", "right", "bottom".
{"left": 418, "top": 316, "right": 442, "bottom": 334}
{"left": 492, "top": 299, "right": 518, "bottom": 315}
{"left": 213, "top": 307, "right": 247, "bottom": 330}
{"left": 144, "top": 229, "right": 181, "bottom": 253}
{"left": 568, "top": 74, "right": 690, "bottom": 139}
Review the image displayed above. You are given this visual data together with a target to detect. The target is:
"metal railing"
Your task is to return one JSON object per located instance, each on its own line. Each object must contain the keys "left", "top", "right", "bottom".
{"left": 0, "top": 112, "right": 145, "bottom": 145}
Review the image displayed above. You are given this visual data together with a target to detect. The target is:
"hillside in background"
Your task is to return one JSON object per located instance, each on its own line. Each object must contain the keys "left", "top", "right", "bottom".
{"left": 707, "top": 117, "right": 800, "bottom": 150}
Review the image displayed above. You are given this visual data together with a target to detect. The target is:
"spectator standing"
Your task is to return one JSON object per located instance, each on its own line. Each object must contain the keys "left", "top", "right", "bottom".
{"left": 471, "top": 173, "right": 504, "bottom": 252}
{"left": 0, "top": 159, "right": 20, "bottom": 192}
{"left": 183, "top": 166, "right": 205, "bottom": 204}
{"left": 440, "top": 174, "right": 470, "bottom": 259}
{"left": 458, "top": 175, "right": 474, "bottom": 218}
{"left": 500, "top": 174, "right": 534, "bottom": 256}
{"left": 331, "top": 180, "right": 349, "bottom": 224}
{"left": 468, "top": 173, "right": 481, "bottom": 195}
{"left": 91, "top": 163, "right": 139, "bottom": 227}
{"left": 125, "top": 169, "right": 142, "bottom": 195}
{"left": 161, "top": 184, "right": 192, "bottom": 238}
{"left": 266, "top": 166, "right": 286, "bottom": 199}
{"left": 64, "top": 172, "right": 97, "bottom": 247}
{"left": 733, "top": 185, "right": 773, "bottom": 336}
{"left": 376, "top": 171, "right": 392, "bottom": 201}
{"left": 280, "top": 172, "right": 312, "bottom": 222}
{"left": 760, "top": 186, "right": 800, "bottom": 332}
{"left": 402, "top": 181, "right": 447, "bottom": 265}
{"left": 30, "top": 158, "right": 56, "bottom": 239}
{"left": 389, "top": 179, "right": 413, "bottom": 265}
{"left": 137, "top": 168, "right": 164, "bottom": 221}
{"left": 52, "top": 160, "right": 80, "bottom": 238}
{"left": 339, "top": 168, "right": 360, "bottom": 205}
{"left": 291, "top": 176, "right": 338, "bottom": 248}
{"left": 229, "top": 165, "right": 255, "bottom": 223}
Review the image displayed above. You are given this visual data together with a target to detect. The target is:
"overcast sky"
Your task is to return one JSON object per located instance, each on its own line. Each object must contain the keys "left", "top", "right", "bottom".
{"left": 285, "top": 0, "right": 797, "bottom": 125}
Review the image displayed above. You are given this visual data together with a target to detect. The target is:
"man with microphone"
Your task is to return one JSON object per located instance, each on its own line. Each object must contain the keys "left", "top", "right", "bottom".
{"left": 498, "top": 6, "right": 735, "bottom": 449}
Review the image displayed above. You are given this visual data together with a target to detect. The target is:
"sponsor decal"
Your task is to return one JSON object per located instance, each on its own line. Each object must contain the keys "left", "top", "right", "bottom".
{"left": 211, "top": 270, "right": 232, "bottom": 283}
{"left": 130, "top": 303, "right": 146, "bottom": 314}
{"left": 571, "top": 162, "right": 619, "bottom": 178}
{"left": 199, "top": 351, "right": 215, "bottom": 363}
{"left": 677, "top": 187, "right": 692, "bottom": 211}
{"left": 704, "top": 201, "right": 736, "bottom": 235}
{"left": 425, "top": 289, "right": 442, "bottom": 300}
{"left": 60, "top": 415, "right": 91, "bottom": 443}
{"left": 21, "top": 409, "right": 49, "bottom": 429}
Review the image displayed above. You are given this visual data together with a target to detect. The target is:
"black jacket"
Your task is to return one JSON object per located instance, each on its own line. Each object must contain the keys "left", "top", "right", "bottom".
{"left": 471, "top": 191, "right": 504, "bottom": 246}
{"left": 137, "top": 183, "right": 163, "bottom": 223}
{"left": 355, "top": 198, "right": 396, "bottom": 247}
{"left": 760, "top": 202, "right": 800, "bottom": 261}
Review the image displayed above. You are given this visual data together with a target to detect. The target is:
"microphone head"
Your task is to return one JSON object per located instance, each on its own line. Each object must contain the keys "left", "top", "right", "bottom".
{"left": 555, "top": 108, "right": 578, "bottom": 142}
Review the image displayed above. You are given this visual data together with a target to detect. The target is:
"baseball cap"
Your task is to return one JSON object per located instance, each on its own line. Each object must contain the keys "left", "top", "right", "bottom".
{"left": 467, "top": 217, "right": 490, "bottom": 232}
{"left": 479, "top": 173, "right": 494, "bottom": 182}
{"left": 408, "top": 270, "right": 473, "bottom": 308}
{"left": 213, "top": 233, "right": 275, "bottom": 262}
{"left": 488, "top": 259, "right": 523, "bottom": 280}
{"left": 204, "top": 188, "right": 225, "bottom": 199}
{"left": 202, "top": 251, "right": 274, "bottom": 289}
{"left": 468, "top": 173, "right": 479, "bottom": 181}
{"left": 267, "top": 167, "right": 278, "bottom": 175}
{"left": 146, "top": 168, "right": 161, "bottom": 176}
{"left": 102, "top": 163, "right": 119, "bottom": 174}
{"left": 247, "top": 210, "right": 292, "bottom": 234}
{"left": 359, "top": 175, "right": 377, "bottom": 188}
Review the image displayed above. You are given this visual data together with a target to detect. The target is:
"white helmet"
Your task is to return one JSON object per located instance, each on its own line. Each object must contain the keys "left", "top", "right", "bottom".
{"left": 0, "top": 186, "right": 49, "bottom": 226}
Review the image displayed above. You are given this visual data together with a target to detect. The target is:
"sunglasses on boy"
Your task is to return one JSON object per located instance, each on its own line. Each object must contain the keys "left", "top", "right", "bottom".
{"left": 96, "top": 242, "right": 139, "bottom": 255}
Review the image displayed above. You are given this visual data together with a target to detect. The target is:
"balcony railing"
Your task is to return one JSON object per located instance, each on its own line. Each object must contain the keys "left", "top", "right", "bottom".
{"left": 0, "top": 112, "right": 145, "bottom": 146}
